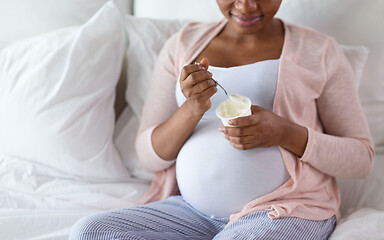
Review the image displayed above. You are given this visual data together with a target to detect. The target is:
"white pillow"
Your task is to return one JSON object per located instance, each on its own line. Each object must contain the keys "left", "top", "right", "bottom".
{"left": 339, "top": 45, "right": 369, "bottom": 88}
{"left": 114, "top": 16, "right": 187, "bottom": 180}
{"left": 337, "top": 152, "right": 384, "bottom": 217}
{"left": 118, "top": 16, "right": 369, "bottom": 182}
{"left": 329, "top": 208, "right": 384, "bottom": 239}
{"left": 124, "top": 15, "right": 188, "bottom": 120}
{"left": 0, "top": 2, "right": 131, "bottom": 181}
{"left": 0, "top": 42, "right": 7, "bottom": 49}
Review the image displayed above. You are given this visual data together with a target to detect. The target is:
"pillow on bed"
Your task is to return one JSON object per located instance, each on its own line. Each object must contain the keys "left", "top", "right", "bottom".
{"left": 117, "top": 15, "right": 369, "bottom": 181}
{"left": 329, "top": 208, "right": 384, "bottom": 239}
{"left": 339, "top": 45, "right": 369, "bottom": 88}
{"left": 114, "top": 16, "right": 187, "bottom": 180}
{"left": 124, "top": 15, "right": 187, "bottom": 120}
{"left": 0, "top": 2, "right": 131, "bottom": 181}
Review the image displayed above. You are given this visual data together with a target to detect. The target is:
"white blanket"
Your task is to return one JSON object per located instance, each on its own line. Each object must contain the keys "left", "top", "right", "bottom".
{"left": 0, "top": 209, "right": 95, "bottom": 240}
{"left": 0, "top": 154, "right": 149, "bottom": 239}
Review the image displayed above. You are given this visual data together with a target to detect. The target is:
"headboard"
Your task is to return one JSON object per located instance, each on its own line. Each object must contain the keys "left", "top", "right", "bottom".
{"left": 0, "top": 0, "right": 132, "bottom": 44}
{"left": 133, "top": 0, "right": 222, "bottom": 22}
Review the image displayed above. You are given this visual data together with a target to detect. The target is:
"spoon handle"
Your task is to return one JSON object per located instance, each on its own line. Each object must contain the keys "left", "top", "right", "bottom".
{"left": 193, "top": 62, "right": 228, "bottom": 96}
{"left": 212, "top": 78, "right": 228, "bottom": 96}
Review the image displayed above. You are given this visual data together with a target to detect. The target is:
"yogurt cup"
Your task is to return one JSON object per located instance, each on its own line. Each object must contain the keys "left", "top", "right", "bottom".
{"left": 215, "top": 94, "right": 252, "bottom": 126}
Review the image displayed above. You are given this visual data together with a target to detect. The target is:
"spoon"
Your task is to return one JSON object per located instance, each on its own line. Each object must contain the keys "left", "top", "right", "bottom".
{"left": 194, "top": 62, "right": 229, "bottom": 96}
{"left": 211, "top": 78, "right": 228, "bottom": 96}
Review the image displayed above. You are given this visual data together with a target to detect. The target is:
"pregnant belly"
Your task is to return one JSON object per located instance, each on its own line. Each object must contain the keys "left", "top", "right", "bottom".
{"left": 176, "top": 120, "right": 290, "bottom": 217}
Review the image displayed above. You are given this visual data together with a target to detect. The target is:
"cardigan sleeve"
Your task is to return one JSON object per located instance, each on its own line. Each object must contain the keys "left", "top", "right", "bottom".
{"left": 134, "top": 33, "right": 180, "bottom": 173}
{"left": 299, "top": 38, "right": 375, "bottom": 178}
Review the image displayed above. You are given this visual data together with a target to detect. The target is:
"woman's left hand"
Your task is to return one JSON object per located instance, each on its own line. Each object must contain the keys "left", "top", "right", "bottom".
{"left": 219, "top": 105, "right": 308, "bottom": 157}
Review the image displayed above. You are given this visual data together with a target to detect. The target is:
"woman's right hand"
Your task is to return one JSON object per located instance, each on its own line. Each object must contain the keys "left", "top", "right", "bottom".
{"left": 180, "top": 58, "right": 217, "bottom": 117}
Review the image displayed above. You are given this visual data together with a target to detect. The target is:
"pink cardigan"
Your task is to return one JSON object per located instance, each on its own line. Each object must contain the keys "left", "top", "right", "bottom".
{"left": 135, "top": 19, "right": 375, "bottom": 225}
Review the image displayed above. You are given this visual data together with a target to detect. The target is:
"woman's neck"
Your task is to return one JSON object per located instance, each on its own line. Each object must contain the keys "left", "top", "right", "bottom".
{"left": 193, "top": 19, "right": 285, "bottom": 68}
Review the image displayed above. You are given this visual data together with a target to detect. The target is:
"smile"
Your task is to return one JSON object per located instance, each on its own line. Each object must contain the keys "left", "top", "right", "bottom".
{"left": 232, "top": 15, "right": 263, "bottom": 27}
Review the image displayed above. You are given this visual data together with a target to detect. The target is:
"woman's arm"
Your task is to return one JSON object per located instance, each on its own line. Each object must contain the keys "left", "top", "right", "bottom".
{"left": 152, "top": 103, "right": 202, "bottom": 161}
{"left": 153, "top": 58, "right": 216, "bottom": 160}
{"left": 135, "top": 34, "right": 181, "bottom": 172}
{"left": 298, "top": 38, "right": 375, "bottom": 178}
{"left": 135, "top": 33, "right": 216, "bottom": 171}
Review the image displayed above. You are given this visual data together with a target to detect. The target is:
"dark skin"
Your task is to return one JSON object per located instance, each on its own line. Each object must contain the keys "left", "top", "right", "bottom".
{"left": 195, "top": 1, "right": 284, "bottom": 67}
{"left": 152, "top": 0, "right": 308, "bottom": 160}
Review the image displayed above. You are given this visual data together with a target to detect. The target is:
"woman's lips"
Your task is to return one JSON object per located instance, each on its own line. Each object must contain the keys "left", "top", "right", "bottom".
{"left": 232, "top": 14, "right": 263, "bottom": 27}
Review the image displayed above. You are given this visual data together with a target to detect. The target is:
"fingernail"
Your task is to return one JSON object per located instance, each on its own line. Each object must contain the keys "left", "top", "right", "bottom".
{"left": 219, "top": 126, "right": 224, "bottom": 132}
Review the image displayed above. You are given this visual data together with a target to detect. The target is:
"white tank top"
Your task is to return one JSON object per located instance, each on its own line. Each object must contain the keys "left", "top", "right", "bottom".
{"left": 175, "top": 59, "right": 290, "bottom": 218}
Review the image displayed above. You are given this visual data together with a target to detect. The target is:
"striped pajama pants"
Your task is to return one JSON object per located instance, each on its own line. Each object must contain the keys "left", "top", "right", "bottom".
{"left": 70, "top": 196, "right": 336, "bottom": 240}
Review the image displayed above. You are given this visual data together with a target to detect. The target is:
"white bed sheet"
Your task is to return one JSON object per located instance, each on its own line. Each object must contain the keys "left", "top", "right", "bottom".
{"left": 1, "top": 151, "right": 383, "bottom": 239}
{"left": 0, "top": 209, "right": 95, "bottom": 240}
{"left": 0, "top": 154, "right": 149, "bottom": 240}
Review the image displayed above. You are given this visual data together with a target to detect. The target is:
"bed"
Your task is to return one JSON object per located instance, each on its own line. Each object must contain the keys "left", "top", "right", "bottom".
{"left": 0, "top": 0, "right": 383, "bottom": 239}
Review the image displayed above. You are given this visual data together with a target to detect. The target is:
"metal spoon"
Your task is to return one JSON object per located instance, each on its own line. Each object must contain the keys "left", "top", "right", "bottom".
{"left": 194, "top": 62, "right": 228, "bottom": 96}
{"left": 211, "top": 78, "right": 228, "bottom": 96}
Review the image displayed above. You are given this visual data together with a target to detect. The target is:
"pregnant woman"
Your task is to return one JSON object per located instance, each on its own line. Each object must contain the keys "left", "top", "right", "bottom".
{"left": 70, "top": 0, "right": 374, "bottom": 239}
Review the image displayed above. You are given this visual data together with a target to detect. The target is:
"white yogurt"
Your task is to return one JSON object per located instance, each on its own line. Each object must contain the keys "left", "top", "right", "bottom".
{"left": 215, "top": 94, "right": 251, "bottom": 126}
